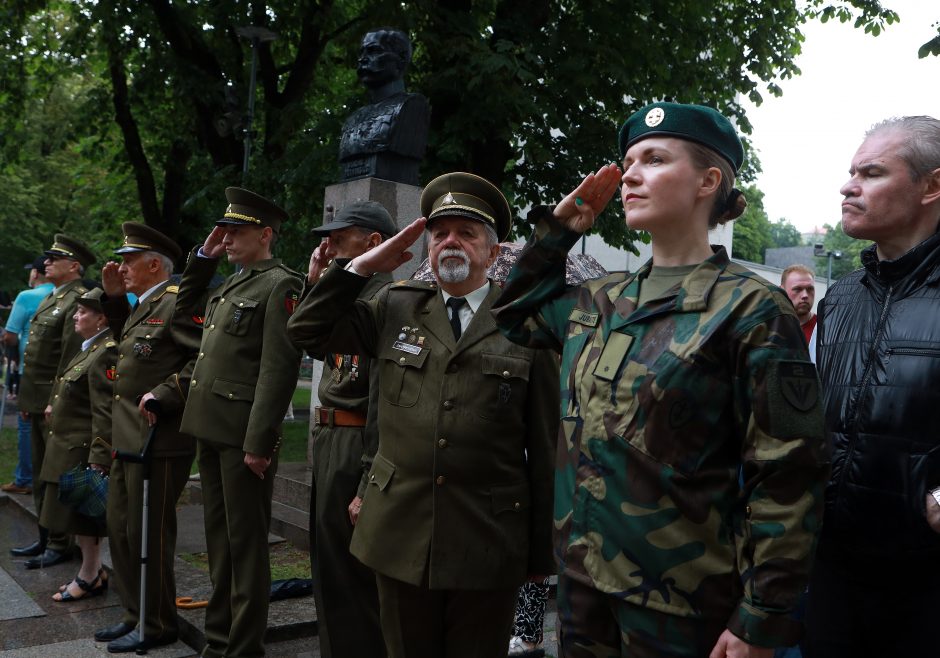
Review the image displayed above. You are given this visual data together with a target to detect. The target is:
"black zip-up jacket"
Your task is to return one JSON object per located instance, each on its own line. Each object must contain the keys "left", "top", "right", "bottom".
{"left": 816, "top": 230, "right": 940, "bottom": 567}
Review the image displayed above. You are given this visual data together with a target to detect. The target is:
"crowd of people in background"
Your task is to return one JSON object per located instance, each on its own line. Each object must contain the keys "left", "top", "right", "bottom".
{"left": 1, "top": 105, "right": 939, "bottom": 658}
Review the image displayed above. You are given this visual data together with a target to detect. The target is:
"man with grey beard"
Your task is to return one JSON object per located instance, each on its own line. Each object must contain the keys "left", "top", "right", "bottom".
{"left": 286, "top": 172, "right": 558, "bottom": 658}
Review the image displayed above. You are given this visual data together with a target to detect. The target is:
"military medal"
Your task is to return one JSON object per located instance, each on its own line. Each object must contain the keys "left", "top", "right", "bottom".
{"left": 232, "top": 309, "right": 243, "bottom": 324}
{"left": 350, "top": 355, "right": 360, "bottom": 382}
{"left": 133, "top": 342, "right": 153, "bottom": 358}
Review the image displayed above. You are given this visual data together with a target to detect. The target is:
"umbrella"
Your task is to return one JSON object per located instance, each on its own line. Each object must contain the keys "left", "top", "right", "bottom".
{"left": 411, "top": 242, "right": 608, "bottom": 286}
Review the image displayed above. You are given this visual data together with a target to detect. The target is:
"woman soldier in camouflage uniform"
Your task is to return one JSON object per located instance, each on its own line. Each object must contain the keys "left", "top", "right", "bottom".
{"left": 493, "top": 103, "right": 828, "bottom": 658}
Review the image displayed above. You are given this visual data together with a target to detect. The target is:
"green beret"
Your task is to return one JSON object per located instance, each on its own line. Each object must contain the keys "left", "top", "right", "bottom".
{"left": 218, "top": 187, "right": 289, "bottom": 232}
{"left": 618, "top": 102, "right": 744, "bottom": 172}
{"left": 114, "top": 222, "right": 182, "bottom": 262}
{"left": 75, "top": 287, "right": 105, "bottom": 313}
{"left": 45, "top": 234, "right": 96, "bottom": 268}
{"left": 420, "top": 172, "right": 511, "bottom": 241}
{"left": 312, "top": 201, "right": 398, "bottom": 238}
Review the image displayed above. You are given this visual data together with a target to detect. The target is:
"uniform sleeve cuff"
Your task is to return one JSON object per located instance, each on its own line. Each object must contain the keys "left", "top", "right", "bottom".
{"left": 727, "top": 600, "right": 802, "bottom": 649}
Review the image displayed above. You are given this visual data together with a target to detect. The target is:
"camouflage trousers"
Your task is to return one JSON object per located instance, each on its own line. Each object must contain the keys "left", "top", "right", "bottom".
{"left": 556, "top": 575, "right": 728, "bottom": 658}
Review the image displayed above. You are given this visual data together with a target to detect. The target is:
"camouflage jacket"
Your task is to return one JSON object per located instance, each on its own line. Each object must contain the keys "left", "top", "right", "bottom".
{"left": 492, "top": 217, "right": 828, "bottom": 648}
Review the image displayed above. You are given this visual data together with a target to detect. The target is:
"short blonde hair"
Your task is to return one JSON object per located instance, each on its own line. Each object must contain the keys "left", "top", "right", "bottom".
{"left": 781, "top": 264, "right": 814, "bottom": 287}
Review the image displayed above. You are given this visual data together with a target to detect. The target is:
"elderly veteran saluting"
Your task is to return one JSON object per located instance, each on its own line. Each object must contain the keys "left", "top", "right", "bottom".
{"left": 289, "top": 172, "right": 558, "bottom": 658}
{"left": 11, "top": 234, "right": 95, "bottom": 570}
{"left": 288, "top": 200, "right": 397, "bottom": 658}
{"left": 493, "top": 103, "right": 828, "bottom": 658}
{"left": 176, "top": 187, "right": 302, "bottom": 658}
{"left": 94, "top": 223, "right": 203, "bottom": 654}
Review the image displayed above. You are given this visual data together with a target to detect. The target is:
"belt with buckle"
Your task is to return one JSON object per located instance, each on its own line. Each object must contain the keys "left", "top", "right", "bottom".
{"left": 314, "top": 406, "right": 367, "bottom": 428}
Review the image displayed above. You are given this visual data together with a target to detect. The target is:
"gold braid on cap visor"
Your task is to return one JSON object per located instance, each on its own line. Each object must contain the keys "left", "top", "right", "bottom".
{"left": 49, "top": 246, "right": 75, "bottom": 257}
{"left": 223, "top": 211, "right": 262, "bottom": 225}
{"left": 431, "top": 204, "right": 496, "bottom": 225}
{"left": 121, "top": 240, "right": 153, "bottom": 249}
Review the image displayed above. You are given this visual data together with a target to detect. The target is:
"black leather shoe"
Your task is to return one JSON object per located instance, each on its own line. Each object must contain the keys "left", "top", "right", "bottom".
{"left": 94, "top": 621, "right": 136, "bottom": 642}
{"left": 23, "top": 548, "right": 72, "bottom": 569}
{"left": 10, "top": 540, "right": 44, "bottom": 557}
{"left": 107, "top": 629, "right": 178, "bottom": 653}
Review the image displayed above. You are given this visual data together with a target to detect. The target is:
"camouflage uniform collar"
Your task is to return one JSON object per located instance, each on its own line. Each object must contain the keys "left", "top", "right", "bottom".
{"left": 628, "top": 245, "right": 729, "bottom": 313}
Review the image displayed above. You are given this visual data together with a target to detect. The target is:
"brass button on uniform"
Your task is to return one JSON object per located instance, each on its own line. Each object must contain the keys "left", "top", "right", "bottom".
{"left": 114, "top": 394, "right": 120, "bottom": 400}
{"left": 228, "top": 393, "right": 234, "bottom": 399}
{"left": 399, "top": 357, "right": 406, "bottom": 365}
{"left": 442, "top": 400, "right": 453, "bottom": 410}
{"left": 514, "top": 502, "right": 521, "bottom": 510}
{"left": 438, "top": 439, "right": 447, "bottom": 448}
{"left": 435, "top": 476, "right": 445, "bottom": 486}
{"left": 502, "top": 370, "right": 511, "bottom": 379}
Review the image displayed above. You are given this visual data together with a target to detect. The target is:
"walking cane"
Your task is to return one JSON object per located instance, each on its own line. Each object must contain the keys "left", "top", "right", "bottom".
{"left": 113, "top": 423, "right": 156, "bottom": 656}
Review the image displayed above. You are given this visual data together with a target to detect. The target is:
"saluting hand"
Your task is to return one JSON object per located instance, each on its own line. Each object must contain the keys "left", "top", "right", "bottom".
{"left": 307, "top": 239, "right": 331, "bottom": 285}
{"left": 553, "top": 163, "right": 622, "bottom": 234}
{"left": 101, "top": 261, "right": 127, "bottom": 297}
{"left": 349, "top": 217, "right": 426, "bottom": 276}
{"left": 202, "top": 226, "right": 227, "bottom": 259}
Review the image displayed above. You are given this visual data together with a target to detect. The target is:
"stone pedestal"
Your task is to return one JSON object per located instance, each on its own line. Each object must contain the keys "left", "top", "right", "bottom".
{"left": 307, "top": 177, "right": 427, "bottom": 465}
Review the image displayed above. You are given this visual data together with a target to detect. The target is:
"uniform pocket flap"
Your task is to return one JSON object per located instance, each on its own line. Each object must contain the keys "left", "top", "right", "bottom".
{"left": 227, "top": 295, "right": 260, "bottom": 310}
{"left": 368, "top": 454, "right": 395, "bottom": 491}
{"left": 481, "top": 353, "right": 530, "bottom": 381}
{"left": 379, "top": 343, "right": 430, "bottom": 369}
{"left": 210, "top": 377, "right": 256, "bottom": 402}
{"left": 491, "top": 482, "right": 531, "bottom": 514}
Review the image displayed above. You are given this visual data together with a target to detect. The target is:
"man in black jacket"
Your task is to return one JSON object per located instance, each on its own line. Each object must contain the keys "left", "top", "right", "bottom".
{"left": 805, "top": 115, "right": 940, "bottom": 657}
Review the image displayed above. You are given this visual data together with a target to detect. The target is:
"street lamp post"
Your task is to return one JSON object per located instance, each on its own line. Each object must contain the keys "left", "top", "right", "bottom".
{"left": 814, "top": 243, "right": 843, "bottom": 289}
{"left": 235, "top": 26, "right": 278, "bottom": 182}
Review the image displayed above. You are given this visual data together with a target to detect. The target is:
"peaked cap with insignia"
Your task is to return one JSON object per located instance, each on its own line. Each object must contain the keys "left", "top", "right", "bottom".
{"left": 114, "top": 222, "right": 182, "bottom": 262}
{"left": 44, "top": 234, "right": 96, "bottom": 268}
{"left": 618, "top": 101, "right": 744, "bottom": 173}
{"left": 218, "top": 186, "right": 289, "bottom": 232}
{"left": 420, "top": 172, "right": 512, "bottom": 241}
{"left": 76, "top": 287, "right": 106, "bottom": 313}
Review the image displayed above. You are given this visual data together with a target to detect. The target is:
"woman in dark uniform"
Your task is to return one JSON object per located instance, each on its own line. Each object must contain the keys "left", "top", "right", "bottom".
{"left": 494, "top": 103, "right": 828, "bottom": 657}
{"left": 40, "top": 288, "right": 117, "bottom": 602}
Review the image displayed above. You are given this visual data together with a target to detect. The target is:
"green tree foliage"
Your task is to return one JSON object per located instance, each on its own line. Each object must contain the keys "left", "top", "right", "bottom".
{"left": 0, "top": 0, "right": 899, "bottom": 291}
{"left": 731, "top": 184, "right": 774, "bottom": 263}
{"left": 815, "top": 221, "right": 869, "bottom": 280}
{"left": 770, "top": 218, "right": 804, "bottom": 248}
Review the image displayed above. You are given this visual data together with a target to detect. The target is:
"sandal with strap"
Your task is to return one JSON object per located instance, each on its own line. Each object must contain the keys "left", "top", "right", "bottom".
{"left": 52, "top": 571, "right": 106, "bottom": 602}
{"left": 58, "top": 568, "right": 108, "bottom": 594}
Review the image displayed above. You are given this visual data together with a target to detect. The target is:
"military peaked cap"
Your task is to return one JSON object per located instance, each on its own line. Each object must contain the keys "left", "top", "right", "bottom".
{"left": 218, "top": 187, "right": 289, "bottom": 232}
{"left": 312, "top": 200, "right": 398, "bottom": 238}
{"left": 45, "top": 234, "right": 96, "bottom": 268}
{"left": 75, "top": 287, "right": 105, "bottom": 314}
{"left": 114, "top": 222, "right": 182, "bottom": 262}
{"left": 421, "top": 172, "right": 511, "bottom": 242}
{"left": 618, "top": 102, "right": 744, "bottom": 173}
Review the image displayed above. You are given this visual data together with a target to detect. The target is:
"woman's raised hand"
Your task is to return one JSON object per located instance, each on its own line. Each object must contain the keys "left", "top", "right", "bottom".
{"left": 553, "top": 164, "right": 622, "bottom": 233}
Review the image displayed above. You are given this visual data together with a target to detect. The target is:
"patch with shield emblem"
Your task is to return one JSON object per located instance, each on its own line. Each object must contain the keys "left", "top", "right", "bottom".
{"left": 779, "top": 361, "right": 819, "bottom": 411}
{"left": 133, "top": 342, "right": 153, "bottom": 358}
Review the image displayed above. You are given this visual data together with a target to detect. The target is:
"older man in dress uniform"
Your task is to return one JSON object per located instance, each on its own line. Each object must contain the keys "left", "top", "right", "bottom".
{"left": 288, "top": 201, "right": 397, "bottom": 658}
{"left": 176, "top": 187, "right": 302, "bottom": 658}
{"left": 10, "top": 234, "right": 95, "bottom": 569}
{"left": 93, "top": 222, "right": 204, "bottom": 653}
{"left": 287, "top": 173, "right": 558, "bottom": 658}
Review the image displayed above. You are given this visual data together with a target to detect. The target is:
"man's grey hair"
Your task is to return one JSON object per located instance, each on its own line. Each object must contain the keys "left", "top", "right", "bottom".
{"left": 144, "top": 250, "right": 175, "bottom": 276}
{"left": 481, "top": 223, "right": 499, "bottom": 249}
{"left": 867, "top": 116, "right": 940, "bottom": 181}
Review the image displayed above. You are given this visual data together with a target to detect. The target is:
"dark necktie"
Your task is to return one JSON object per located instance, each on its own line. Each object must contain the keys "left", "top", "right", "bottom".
{"left": 446, "top": 297, "right": 467, "bottom": 341}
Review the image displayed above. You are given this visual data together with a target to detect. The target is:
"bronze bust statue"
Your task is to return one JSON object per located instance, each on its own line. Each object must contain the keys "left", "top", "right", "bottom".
{"left": 338, "top": 29, "right": 431, "bottom": 186}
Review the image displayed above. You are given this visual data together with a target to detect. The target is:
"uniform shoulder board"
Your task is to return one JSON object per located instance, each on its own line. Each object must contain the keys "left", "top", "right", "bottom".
{"left": 165, "top": 285, "right": 180, "bottom": 294}
{"left": 76, "top": 286, "right": 88, "bottom": 295}
{"left": 391, "top": 279, "right": 437, "bottom": 291}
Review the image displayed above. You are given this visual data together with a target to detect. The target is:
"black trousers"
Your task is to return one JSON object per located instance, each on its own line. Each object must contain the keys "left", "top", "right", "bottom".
{"left": 803, "top": 550, "right": 940, "bottom": 658}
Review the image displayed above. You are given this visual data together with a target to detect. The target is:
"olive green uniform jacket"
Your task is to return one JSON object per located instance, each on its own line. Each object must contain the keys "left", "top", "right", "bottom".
{"left": 288, "top": 264, "right": 558, "bottom": 590}
{"left": 39, "top": 330, "right": 116, "bottom": 483}
{"left": 492, "top": 215, "right": 829, "bottom": 648}
{"left": 19, "top": 278, "right": 89, "bottom": 414}
{"left": 178, "top": 252, "right": 303, "bottom": 453}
